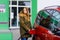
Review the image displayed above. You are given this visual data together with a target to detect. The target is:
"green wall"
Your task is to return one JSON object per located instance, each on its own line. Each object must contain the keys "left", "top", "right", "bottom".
{"left": 0, "top": 0, "right": 9, "bottom": 29}
{"left": 32, "top": 0, "right": 37, "bottom": 26}
{"left": 0, "top": 33, "right": 12, "bottom": 40}
{"left": 0, "top": 0, "right": 13, "bottom": 40}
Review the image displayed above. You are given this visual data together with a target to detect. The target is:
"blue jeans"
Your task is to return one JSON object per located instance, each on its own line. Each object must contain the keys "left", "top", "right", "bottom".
{"left": 21, "top": 38, "right": 28, "bottom": 40}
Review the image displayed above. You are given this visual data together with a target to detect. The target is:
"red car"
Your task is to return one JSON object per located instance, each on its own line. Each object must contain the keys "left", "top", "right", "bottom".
{"left": 29, "top": 6, "right": 60, "bottom": 40}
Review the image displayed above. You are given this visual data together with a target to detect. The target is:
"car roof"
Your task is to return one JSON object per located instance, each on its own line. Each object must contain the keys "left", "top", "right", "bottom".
{"left": 44, "top": 6, "right": 60, "bottom": 11}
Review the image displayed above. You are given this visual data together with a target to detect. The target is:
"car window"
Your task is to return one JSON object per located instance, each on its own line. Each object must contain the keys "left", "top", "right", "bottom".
{"left": 53, "top": 11, "right": 59, "bottom": 16}
{"left": 46, "top": 9, "right": 60, "bottom": 21}
{"left": 36, "top": 11, "right": 52, "bottom": 30}
{"left": 55, "top": 15, "right": 60, "bottom": 19}
{"left": 46, "top": 9, "right": 54, "bottom": 14}
{"left": 52, "top": 10, "right": 60, "bottom": 21}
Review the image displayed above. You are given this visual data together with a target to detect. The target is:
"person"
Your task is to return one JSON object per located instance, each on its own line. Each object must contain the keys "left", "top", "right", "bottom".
{"left": 19, "top": 7, "right": 32, "bottom": 40}
{"left": 40, "top": 16, "right": 51, "bottom": 29}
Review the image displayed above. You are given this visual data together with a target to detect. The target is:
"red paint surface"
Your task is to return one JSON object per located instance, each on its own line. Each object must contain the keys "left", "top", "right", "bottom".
{"left": 29, "top": 25, "right": 60, "bottom": 40}
{"left": 56, "top": 7, "right": 60, "bottom": 11}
